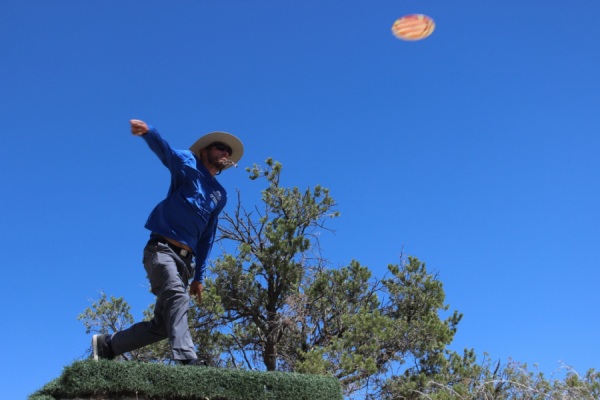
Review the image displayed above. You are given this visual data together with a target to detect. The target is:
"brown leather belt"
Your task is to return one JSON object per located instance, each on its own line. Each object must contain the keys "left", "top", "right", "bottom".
{"left": 148, "top": 235, "right": 193, "bottom": 258}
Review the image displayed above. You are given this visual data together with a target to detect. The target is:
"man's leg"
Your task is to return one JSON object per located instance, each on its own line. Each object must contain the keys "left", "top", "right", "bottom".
{"left": 108, "top": 314, "right": 168, "bottom": 356}
{"left": 162, "top": 286, "right": 196, "bottom": 361}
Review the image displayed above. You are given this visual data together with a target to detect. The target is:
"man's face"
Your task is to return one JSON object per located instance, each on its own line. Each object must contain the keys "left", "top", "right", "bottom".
{"left": 202, "top": 142, "right": 232, "bottom": 172}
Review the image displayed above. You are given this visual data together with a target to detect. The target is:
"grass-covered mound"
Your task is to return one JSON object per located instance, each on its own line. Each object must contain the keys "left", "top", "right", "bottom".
{"left": 30, "top": 359, "right": 342, "bottom": 400}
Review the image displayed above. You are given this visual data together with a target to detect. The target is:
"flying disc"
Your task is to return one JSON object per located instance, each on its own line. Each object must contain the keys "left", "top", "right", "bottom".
{"left": 391, "top": 14, "right": 435, "bottom": 41}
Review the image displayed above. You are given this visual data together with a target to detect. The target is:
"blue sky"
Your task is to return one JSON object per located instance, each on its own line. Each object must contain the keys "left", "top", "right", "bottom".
{"left": 2, "top": 1, "right": 599, "bottom": 398}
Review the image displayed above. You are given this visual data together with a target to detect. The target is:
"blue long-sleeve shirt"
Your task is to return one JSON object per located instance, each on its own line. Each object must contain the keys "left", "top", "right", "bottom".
{"left": 141, "top": 126, "right": 227, "bottom": 283}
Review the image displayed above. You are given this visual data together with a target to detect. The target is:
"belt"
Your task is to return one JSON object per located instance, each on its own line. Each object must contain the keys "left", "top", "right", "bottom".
{"left": 148, "top": 236, "right": 193, "bottom": 258}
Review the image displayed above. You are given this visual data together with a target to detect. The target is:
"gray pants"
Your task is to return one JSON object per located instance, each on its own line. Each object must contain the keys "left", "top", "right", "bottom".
{"left": 109, "top": 240, "right": 197, "bottom": 361}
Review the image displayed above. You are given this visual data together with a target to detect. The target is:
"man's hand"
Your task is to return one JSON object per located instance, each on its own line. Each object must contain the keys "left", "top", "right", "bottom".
{"left": 130, "top": 119, "right": 149, "bottom": 136}
{"left": 190, "top": 281, "right": 204, "bottom": 304}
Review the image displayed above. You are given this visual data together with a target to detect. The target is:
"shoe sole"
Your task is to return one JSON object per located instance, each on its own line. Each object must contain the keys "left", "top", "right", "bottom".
{"left": 92, "top": 335, "right": 99, "bottom": 361}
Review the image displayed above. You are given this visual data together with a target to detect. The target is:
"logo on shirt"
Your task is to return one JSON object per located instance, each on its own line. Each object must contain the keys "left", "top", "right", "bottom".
{"left": 210, "top": 191, "right": 222, "bottom": 206}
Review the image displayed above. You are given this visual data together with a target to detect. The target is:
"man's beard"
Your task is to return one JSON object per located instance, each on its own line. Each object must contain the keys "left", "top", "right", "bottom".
{"left": 209, "top": 156, "right": 228, "bottom": 172}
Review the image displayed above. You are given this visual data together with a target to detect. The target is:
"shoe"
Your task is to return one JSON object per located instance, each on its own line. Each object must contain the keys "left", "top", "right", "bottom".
{"left": 182, "top": 358, "right": 207, "bottom": 366}
{"left": 92, "top": 334, "right": 115, "bottom": 361}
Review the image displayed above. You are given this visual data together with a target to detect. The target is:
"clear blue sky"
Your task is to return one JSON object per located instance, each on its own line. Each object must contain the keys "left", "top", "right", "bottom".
{"left": 2, "top": 1, "right": 599, "bottom": 398}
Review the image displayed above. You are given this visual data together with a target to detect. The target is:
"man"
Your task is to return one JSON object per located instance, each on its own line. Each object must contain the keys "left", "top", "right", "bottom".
{"left": 92, "top": 119, "right": 243, "bottom": 365}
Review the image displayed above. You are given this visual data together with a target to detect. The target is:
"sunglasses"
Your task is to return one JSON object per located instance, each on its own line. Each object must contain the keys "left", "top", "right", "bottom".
{"left": 212, "top": 143, "right": 232, "bottom": 156}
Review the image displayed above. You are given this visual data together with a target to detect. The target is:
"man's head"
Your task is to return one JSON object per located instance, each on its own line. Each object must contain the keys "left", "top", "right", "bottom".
{"left": 190, "top": 131, "right": 244, "bottom": 175}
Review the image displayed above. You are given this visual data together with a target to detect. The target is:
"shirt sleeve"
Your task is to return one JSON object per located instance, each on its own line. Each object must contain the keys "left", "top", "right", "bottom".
{"left": 141, "top": 126, "right": 180, "bottom": 170}
{"left": 193, "top": 212, "right": 219, "bottom": 283}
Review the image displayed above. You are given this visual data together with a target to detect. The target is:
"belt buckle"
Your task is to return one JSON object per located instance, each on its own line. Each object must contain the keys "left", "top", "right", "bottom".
{"left": 180, "top": 249, "right": 189, "bottom": 257}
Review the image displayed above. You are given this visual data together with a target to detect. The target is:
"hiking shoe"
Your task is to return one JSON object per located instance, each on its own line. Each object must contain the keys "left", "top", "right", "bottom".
{"left": 182, "top": 358, "right": 208, "bottom": 366}
{"left": 92, "top": 334, "right": 115, "bottom": 361}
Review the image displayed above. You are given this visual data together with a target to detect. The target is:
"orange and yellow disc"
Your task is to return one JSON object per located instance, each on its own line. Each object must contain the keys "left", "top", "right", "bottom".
{"left": 391, "top": 14, "right": 435, "bottom": 41}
